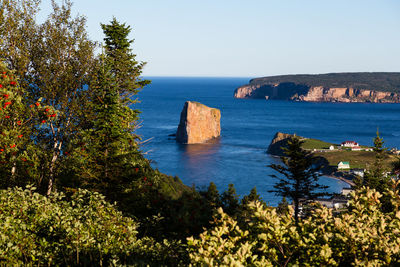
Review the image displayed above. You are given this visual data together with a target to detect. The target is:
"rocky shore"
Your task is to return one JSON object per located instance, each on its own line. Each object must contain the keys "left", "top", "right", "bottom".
{"left": 234, "top": 73, "right": 400, "bottom": 103}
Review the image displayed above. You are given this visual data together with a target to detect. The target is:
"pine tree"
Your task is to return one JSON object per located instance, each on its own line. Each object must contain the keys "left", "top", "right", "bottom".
{"left": 221, "top": 184, "right": 240, "bottom": 215}
{"left": 204, "top": 182, "right": 222, "bottom": 208}
{"left": 276, "top": 197, "right": 290, "bottom": 215}
{"left": 362, "top": 131, "right": 389, "bottom": 191}
{"left": 241, "top": 187, "right": 261, "bottom": 205}
{"left": 67, "top": 18, "right": 150, "bottom": 197}
{"left": 100, "top": 17, "right": 150, "bottom": 106}
{"left": 269, "top": 136, "right": 328, "bottom": 223}
{"left": 361, "top": 131, "right": 392, "bottom": 211}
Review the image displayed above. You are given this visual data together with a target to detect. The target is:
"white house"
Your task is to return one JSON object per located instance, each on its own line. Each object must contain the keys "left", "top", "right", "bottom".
{"left": 338, "top": 161, "right": 350, "bottom": 170}
{"left": 341, "top": 141, "right": 359, "bottom": 147}
{"left": 329, "top": 145, "right": 335, "bottom": 150}
{"left": 341, "top": 188, "right": 354, "bottom": 196}
{"left": 351, "top": 168, "right": 365, "bottom": 177}
{"left": 351, "top": 146, "right": 362, "bottom": 151}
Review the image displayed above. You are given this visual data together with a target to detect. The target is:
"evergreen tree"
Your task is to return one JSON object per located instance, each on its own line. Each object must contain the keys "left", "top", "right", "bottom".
{"left": 276, "top": 197, "right": 290, "bottom": 215}
{"left": 204, "top": 182, "right": 222, "bottom": 208}
{"left": 362, "top": 131, "right": 390, "bottom": 191}
{"left": 241, "top": 187, "right": 262, "bottom": 205}
{"left": 100, "top": 17, "right": 150, "bottom": 106}
{"left": 66, "top": 18, "right": 150, "bottom": 197}
{"left": 360, "top": 131, "right": 392, "bottom": 211}
{"left": 269, "top": 137, "right": 328, "bottom": 223}
{"left": 221, "top": 184, "right": 240, "bottom": 215}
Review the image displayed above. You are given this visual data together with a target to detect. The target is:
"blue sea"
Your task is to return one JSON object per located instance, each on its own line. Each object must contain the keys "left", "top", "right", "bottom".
{"left": 136, "top": 77, "right": 400, "bottom": 206}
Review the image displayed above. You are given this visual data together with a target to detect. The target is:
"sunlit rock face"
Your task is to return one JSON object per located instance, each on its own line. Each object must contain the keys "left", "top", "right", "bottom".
{"left": 176, "top": 101, "right": 221, "bottom": 144}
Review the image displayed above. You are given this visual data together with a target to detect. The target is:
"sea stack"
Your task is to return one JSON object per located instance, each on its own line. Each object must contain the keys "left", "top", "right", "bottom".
{"left": 176, "top": 101, "right": 221, "bottom": 144}
{"left": 267, "top": 132, "right": 297, "bottom": 156}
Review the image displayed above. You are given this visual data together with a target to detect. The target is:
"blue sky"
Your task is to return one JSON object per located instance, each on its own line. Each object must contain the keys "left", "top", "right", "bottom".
{"left": 38, "top": 0, "right": 400, "bottom": 77}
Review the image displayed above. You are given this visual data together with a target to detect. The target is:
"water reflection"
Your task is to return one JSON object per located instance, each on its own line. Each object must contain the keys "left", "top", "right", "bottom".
{"left": 177, "top": 138, "right": 221, "bottom": 185}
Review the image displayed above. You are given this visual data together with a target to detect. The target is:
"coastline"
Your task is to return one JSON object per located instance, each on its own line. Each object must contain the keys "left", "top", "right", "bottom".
{"left": 323, "top": 173, "right": 355, "bottom": 187}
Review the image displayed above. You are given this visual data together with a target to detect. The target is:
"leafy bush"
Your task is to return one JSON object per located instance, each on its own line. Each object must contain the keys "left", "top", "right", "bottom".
{"left": 188, "top": 182, "right": 400, "bottom": 266}
{"left": 0, "top": 186, "right": 165, "bottom": 265}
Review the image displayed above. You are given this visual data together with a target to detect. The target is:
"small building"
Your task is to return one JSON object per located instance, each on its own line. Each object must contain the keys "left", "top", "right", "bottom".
{"left": 341, "top": 141, "right": 359, "bottom": 148}
{"left": 351, "top": 146, "right": 362, "bottom": 151}
{"left": 299, "top": 196, "right": 348, "bottom": 210}
{"left": 338, "top": 161, "right": 350, "bottom": 170}
{"left": 390, "top": 148, "right": 400, "bottom": 155}
{"left": 351, "top": 168, "right": 365, "bottom": 177}
{"left": 329, "top": 145, "right": 335, "bottom": 150}
{"left": 341, "top": 187, "right": 354, "bottom": 196}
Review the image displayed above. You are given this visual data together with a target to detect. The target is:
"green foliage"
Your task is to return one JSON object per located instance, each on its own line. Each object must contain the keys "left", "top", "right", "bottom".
{"left": 188, "top": 183, "right": 400, "bottom": 266}
{"left": 100, "top": 17, "right": 150, "bottom": 105}
{"left": 0, "top": 62, "right": 47, "bottom": 188}
{"left": 269, "top": 136, "right": 329, "bottom": 222}
{"left": 301, "top": 138, "right": 335, "bottom": 149}
{"left": 358, "top": 131, "right": 393, "bottom": 212}
{"left": 251, "top": 72, "right": 400, "bottom": 93}
{"left": 0, "top": 185, "right": 172, "bottom": 265}
{"left": 0, "top": 0, "right": 41, "bottom": 85}
{"left": 241, "top": 187, "right": 262, "bottom": 206}
{"left": 276, "top": 197, "right": 290, "bottom": 215}
{"left": 221, "top": 183, "right": 240, "bottom": 215}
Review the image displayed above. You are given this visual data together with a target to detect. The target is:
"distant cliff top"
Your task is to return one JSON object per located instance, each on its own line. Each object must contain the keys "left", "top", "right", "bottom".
{"left": 249, "top": 72, "right": 400, "bottom": 92}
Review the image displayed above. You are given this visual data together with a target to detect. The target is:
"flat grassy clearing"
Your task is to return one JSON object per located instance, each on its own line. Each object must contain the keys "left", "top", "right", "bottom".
{"left": 314, "top": 150, "right": 396, "bottom": 170}
{"left": 301, "top": 138, "right": 336, "bottom": 149}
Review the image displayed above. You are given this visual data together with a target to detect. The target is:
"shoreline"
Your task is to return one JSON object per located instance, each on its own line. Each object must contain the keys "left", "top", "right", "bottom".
{"left": 323, "top": 173, "right": 355, "bottom": 187}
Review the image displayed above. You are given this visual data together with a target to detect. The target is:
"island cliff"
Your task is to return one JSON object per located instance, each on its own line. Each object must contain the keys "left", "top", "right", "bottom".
{"left": 235, "top": 73, "right": 400, "bottom": 103}
{"left": 176, "top": 101, "right": 221, "bottom": 144}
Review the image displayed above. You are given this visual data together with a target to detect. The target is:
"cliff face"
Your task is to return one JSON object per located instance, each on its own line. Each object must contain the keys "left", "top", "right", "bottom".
{"left": 176, "top": 101, "right": 221, "bottom": 144}
{"left": 234, "top": 82, "right": 400, "bottom": 103}
{"left": 267, "top": 132, "right": 297, "bottom": 156}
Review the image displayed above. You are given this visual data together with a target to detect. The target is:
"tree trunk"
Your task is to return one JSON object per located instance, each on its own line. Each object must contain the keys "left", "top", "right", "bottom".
{"left": 294, "top": 199, "right": 299, "bottom": 224}
{"left": 47, "top": 139, "right": 62, "bottom": 195}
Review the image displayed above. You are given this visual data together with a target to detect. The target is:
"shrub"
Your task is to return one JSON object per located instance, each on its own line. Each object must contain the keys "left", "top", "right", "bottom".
{"left": 0, "top": 186, "right": 161, "bottom": 265}
{"left": 188, "top": 182, "right": 400, "bottom": 266}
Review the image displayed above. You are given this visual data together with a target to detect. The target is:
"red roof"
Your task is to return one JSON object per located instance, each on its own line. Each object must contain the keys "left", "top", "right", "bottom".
{"left": 342, "top": 141, "right": 358, "bottom": 145}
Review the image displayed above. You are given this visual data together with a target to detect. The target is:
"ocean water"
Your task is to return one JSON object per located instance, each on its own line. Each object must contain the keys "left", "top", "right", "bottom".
{"left": 136, "top": 77, "right": 400, "bottom": 206}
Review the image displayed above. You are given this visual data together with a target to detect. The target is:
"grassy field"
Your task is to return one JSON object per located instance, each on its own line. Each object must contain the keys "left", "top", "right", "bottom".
{"left": 314, "top": 150, "right": 396, "bottom": 170}
{"left": 301, "top": 138, "right": 336, "bottom": 149}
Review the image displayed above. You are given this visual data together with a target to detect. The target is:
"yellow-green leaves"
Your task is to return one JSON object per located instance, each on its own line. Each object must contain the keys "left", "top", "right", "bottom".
{"left": 188, "top": 186, "right": 400, "bottom": 266}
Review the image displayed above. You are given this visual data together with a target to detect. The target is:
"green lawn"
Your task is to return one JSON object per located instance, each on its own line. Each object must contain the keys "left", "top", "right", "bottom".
{"left": 301, "top": 138, "right": 336, "bottom": 149}
{"left": 314, "top": 150, "right": 396, "bottom": 169}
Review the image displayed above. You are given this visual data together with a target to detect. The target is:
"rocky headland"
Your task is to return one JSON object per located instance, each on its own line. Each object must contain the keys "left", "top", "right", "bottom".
{"left": 235, "top": 72, "right": 400, "bottom": 103}
{"left": 267, "top": 132, "right": 300, "bottom": 156}
{"left": 176, "top": 101, "right": 221, "bottom": 144}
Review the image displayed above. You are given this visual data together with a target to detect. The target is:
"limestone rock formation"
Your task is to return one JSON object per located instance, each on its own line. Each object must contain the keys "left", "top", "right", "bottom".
{"left": 234, "top": 73, "right": 400, "bottom": 103}
{"left": 176, "top": 101, "right": 221, "bottom": 144}
{"left": 267, "top": 132, "right": 298, "bottom": 156}
{"left": 235, "top": 84, "right": 400, "bottom": 103}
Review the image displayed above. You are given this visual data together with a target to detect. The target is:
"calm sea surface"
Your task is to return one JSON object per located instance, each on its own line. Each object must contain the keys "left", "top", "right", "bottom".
{"left": 136, "top": 77, "right": 400, "bottom": 206}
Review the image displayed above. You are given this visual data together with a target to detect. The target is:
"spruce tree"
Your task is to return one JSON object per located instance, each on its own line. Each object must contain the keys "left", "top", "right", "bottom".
{"left": 100, "top": 17, "right": 150, "bottom": 106}
{"left": 241, "top": 187, "right": 262, "bottom": 205}
{"left": 67, "top": 18, "right": 150, "bottom": 197}
{"left": 361, "top": 131, "right": 392, "bottom": 211}
{"left": 269, "top": 136, "right": 328, "bottom": 223}
{"left": 362, "top": 131, "right": 389, "bottom": 191}
{"left": 221, "top": 184, "right": 240, "bottom": 215}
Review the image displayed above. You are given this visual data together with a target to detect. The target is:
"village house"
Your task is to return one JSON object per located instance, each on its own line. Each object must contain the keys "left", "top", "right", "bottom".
{"left": 341, "top": 141, "right": 359, "bottom": 148}
{"left": 351, "top": 146, "right": 362, "bottom": 151}
{"left": 350, "top": 168, "right": 365, "bottom": 177}
{"left": 299, "top": 196, "right": 348, "bottom": 210}
{"left": 329, "top": 145, "right": 335, "bottom": 150}
{"left": 338, "top": 161, "right": 350, "bottom": 170}
{"left": 341, "top": 187, "right": 354, "bottom": 196}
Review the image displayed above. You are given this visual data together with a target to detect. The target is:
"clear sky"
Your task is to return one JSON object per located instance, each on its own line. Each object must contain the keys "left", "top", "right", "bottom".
{"left": 38, "top": 0, "right": 400, "bottom": 77}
